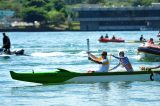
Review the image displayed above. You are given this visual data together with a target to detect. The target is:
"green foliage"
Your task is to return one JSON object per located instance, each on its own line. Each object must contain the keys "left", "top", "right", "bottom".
{"left": 86, "top": 0, "right": 105, "bottom": 4}
{"left": 21, "top": 7, "right": 47, "bottom": 22}
{"left": 0, "top": 0, "right": 22, "bottom": 12}
{"left": 43, "top": 2, "right": 54, "bottom": 11}
{"left": 47, "top": 10, "right": 65, "bottom": 26}
{"left": 131, "top": 0, "right": 153, "bottom": 6}
{"left": 25, "top": 0, "right": 47, "bottom": 7}
{"left": 52, "top": 0, "right": 65, "bottom": 11}
{"left": 104, "top": 1, "right": 131, "bottom": 7}
{"left": 65, "top": 0, "right": 85, "bottom": 4}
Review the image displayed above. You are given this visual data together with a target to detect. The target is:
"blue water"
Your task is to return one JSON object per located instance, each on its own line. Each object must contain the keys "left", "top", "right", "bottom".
{"left": 0, "top": 31, "right": 160, "bottom": 106}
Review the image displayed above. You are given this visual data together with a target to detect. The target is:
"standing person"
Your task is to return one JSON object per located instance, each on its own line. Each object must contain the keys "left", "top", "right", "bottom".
{"left": 2, "top": 32, "right": 11, "bottom": 54}
{"left": 87, "top": 51, "right": 109, "bottom": 73}
{"left": 110, "top": 51, "right": 134, "bottom": 72}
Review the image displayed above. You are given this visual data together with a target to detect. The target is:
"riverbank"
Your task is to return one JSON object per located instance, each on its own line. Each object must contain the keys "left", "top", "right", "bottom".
{"left": 0, "top": 28, "right": 70, "bottom": 32}
{"left": 1, "top": 28, "right": 159, "bottom": 32}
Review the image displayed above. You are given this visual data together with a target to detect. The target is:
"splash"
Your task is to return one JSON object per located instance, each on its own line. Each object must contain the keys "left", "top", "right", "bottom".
{"left": 31, "top": 52, "right": 65, "bottom": 57}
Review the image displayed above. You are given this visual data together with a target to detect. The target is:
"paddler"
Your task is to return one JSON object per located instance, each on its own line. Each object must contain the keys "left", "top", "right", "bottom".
{"left": 110, "top": 51, "right": 134, "bottom": 72}
{"left": 87, "top": 51, "right": 109, "bottom": 73}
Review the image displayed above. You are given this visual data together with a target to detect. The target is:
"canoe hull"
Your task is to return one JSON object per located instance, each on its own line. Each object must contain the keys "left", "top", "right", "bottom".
{"left": 10, "top": 70, "right": 160, "bottom": 84}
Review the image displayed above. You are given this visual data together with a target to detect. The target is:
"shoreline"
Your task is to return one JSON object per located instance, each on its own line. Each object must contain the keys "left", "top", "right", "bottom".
{"left": 0, "top": 28, "right": 159, "bottom": 32}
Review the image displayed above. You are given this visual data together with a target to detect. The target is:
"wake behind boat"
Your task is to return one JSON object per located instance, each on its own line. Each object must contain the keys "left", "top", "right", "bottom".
{"left": 10, "top": 68, "right": 160, "bottom": 84}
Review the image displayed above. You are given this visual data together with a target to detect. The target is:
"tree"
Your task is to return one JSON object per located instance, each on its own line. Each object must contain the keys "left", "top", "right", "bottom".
{"left": 131, "top": 0, "right": 152, "bottom": 6}
{"left": 52, "top": 0, "right": 65, "bottom": 11}
{"left": 25, "top": 0, "right": 47, "bottom": 7}
{"left": 47, "top": 10, "right": 65, "bottom": 26}
{"left": 86, "top": 0, "right": 105, "bottom": 4}
{"left": 22, "top": 7, "right": 47, "bottom": 22}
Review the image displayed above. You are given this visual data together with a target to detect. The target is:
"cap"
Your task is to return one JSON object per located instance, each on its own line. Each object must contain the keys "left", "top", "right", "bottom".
{"left": 101, "top": 51, "right": 107, "bottom": 55}
{"left": 119, "top": 51, "right": 124, "bottom": 55}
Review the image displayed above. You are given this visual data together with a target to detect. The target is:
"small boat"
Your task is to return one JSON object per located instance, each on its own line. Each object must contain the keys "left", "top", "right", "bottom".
{"left": 10, "top": 68, "right": 160, "bottom": 84}
{"left": 0, "top": 49, "right": 25, "bottom": 56}
{"left": 138, "top": 44, "right": 160, "bottom": 61}
{"left": 99, "top": 38, "right": 125, "bottom": 43}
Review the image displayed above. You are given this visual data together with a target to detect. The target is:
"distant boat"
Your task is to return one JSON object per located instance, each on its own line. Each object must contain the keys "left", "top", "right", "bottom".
{"left": 99, "top": 38, "right": 125, "bottom": 43}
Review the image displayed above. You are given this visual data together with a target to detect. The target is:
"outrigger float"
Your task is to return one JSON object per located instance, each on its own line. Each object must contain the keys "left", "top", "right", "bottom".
{"left": 10, "top": 68, "right": 160, "bottom": 84}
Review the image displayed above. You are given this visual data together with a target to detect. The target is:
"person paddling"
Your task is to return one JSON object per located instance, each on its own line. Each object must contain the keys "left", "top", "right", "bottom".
{"left": 87, "top": 51, "right": 109, "bottom": 73}
{"left": 110, "top": 51, "right": 134, "bottom": 72}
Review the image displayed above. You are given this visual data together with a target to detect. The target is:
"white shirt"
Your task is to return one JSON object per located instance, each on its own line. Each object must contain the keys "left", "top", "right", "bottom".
{"left": 97, "top": 58, "right": 109, "bottom": 72}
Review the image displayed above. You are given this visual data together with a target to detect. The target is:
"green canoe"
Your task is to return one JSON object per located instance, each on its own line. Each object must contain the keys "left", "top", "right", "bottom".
{"left": 10, "top": 68, "right": 160, "bottom": 84}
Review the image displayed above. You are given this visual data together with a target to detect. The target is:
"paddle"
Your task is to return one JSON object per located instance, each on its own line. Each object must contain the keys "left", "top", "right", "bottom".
{"left": 87, "top": 38, "right": 90, "bottom": 59}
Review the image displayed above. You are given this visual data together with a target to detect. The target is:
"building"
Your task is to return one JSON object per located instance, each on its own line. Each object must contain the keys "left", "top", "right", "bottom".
{"left": 72, "top": 4, "right": 160, "bottom": 31}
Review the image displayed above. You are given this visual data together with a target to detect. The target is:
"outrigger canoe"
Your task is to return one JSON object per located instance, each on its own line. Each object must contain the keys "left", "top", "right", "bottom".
{"left": 10, "top": 68, "right": 160, "bottom": 84}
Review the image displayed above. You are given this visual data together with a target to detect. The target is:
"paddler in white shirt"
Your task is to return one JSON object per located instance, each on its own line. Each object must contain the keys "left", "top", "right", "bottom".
{"left": 87, "top": 51, "right": 109, "bottom": 73}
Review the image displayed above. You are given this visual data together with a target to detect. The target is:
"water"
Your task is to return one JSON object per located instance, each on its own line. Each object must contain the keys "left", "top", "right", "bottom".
{"left": 0, "top": 31, "right": 160, "bottom": 106}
